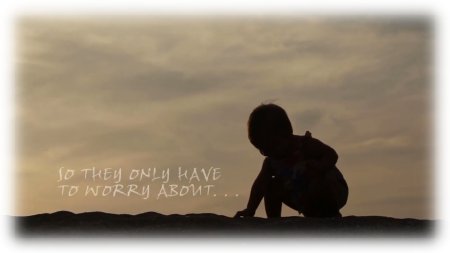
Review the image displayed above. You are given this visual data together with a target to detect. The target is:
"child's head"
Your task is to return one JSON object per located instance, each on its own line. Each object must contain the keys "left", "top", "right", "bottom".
{"left": 248, "top": 103, "right": 293, "bottom": 158}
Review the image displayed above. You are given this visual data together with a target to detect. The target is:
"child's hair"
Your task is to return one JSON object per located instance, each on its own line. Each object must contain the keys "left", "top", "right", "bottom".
{"left": 247, "top": 103, "right": 293, "bottom": 148}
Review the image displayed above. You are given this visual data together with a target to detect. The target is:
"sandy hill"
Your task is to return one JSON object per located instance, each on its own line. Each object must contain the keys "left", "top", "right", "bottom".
{"left": 15, "top": 211, "right": 434, "bottom": 238}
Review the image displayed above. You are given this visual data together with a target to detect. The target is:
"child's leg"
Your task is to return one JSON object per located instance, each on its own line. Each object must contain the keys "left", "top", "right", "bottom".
{"left": 302, "top": 183, "right": 340, "bottom": 217}
{"left": 302, "top": 169, "right": 347, "bottom": 218}
{"left": 264, "top": 178, "right": 283, "bottom": 218}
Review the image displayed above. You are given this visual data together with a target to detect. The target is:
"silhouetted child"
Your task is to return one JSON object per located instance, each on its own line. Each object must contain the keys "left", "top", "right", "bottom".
{"left": 234, "top": 104, "right": 348, "bottom": 218}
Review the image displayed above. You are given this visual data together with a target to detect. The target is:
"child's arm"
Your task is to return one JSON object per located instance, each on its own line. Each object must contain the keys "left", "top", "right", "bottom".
{"left": 234, "top": 158, "right": 272, "bottom": 218}
{"left": 304, "top": 137, "right": 338, "bottom": 176}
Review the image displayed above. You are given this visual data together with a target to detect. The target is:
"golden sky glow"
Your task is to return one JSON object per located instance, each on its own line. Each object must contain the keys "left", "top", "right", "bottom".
{"left": 15, "top": 16, "right": 432, "bottom": 218}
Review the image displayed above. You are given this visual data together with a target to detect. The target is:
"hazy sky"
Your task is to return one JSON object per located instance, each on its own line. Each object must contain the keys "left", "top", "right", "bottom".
{"left": 15, "top": 16, "right": 432, "bottom": 219}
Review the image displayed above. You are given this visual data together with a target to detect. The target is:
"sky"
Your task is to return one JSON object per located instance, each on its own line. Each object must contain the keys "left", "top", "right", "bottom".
{"left": 15, "top": 16, "right": 432, "bottom": 219}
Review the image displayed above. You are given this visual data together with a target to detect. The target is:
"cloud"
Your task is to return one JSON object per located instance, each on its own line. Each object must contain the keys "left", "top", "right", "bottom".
{"left": 292, "top": 108, "right": 323, "bottom": 129}
{"left": 16, "top": 16, "right": 432, "bottom": 219}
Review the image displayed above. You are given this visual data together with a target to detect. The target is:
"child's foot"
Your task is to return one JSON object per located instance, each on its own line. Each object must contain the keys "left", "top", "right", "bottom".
{"left": 334, "top": 211, "right": 342, "bottom": 218}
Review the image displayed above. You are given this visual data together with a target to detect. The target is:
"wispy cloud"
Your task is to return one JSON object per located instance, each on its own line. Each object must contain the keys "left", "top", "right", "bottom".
{"left": 16, "top": 16, "right": 432, "bottom": 219}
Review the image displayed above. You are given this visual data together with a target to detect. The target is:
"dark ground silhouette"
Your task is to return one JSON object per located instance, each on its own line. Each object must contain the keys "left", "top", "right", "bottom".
{"left": 15, "top": 211, "right": 434, "bottom": 238}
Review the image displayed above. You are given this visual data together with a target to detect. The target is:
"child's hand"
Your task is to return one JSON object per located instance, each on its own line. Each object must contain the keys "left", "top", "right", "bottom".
{"left": 233, "top": 208, "right": 255, "bottom": 218}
